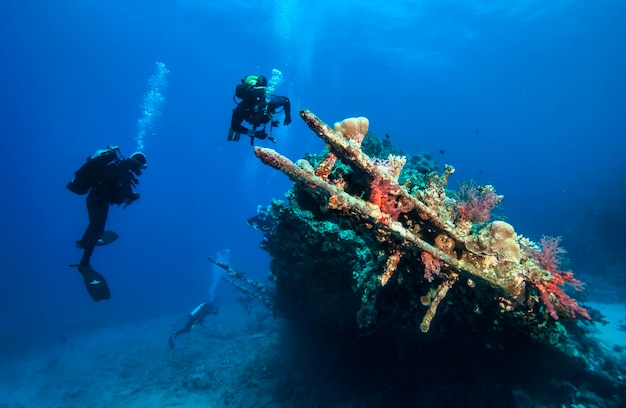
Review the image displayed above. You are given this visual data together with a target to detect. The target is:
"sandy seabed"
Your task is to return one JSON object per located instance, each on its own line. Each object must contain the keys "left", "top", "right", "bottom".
{"left": 0, "top": 301, "right": 280, "bottom": 408}
{"left": 1, "top": 301, "right": 624, "bottom": 408}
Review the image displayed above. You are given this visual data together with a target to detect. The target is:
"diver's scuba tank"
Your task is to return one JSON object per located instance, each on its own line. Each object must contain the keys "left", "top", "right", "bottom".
{"left": 67, "top": 145, "right": 122, "bottom": 195}
{"left": 189, "top": 302, "right": 206, "bottom": 318}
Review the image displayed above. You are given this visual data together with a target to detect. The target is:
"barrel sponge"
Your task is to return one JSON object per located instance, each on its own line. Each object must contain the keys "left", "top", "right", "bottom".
{"left": 333, "top": 117, "right": 369, "bottom": 143}
{"left": 465, "top": 221, "right": 521, "bottom": 263}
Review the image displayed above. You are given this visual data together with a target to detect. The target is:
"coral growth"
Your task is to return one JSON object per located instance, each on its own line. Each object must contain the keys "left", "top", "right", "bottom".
{"left": 531, "top": 269, "right": 590, "bottom": 320}
{"left": 421, "top": 251, "right": 443, "bottom": 282}
{"left": 455, "top": 181, "right": 503, "bottom": 225}
{"left": 532, "top": 235, "right": 567, "bottom": 271}
{"left": 253, "top": 109, "right": 590, "bottom": 339}
{"left": 465, "top": 221, "right": 521, "bottom": 263}
{"left": 524, "top": 236, "right": 590, "bottom": 320}
{"left": 369, "top": 175, "right": 414, "bottom": 221}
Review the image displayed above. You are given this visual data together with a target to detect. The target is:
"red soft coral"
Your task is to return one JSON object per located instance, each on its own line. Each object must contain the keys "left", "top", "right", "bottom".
{"left": 533, "top": 270, "right": 590, "bottom": 320}
{"left": 455, "top": 181, "right": 502, "bottom": 224}
{"left": 529, "top": 237, "right": 589, "bottom": 320}
{"left": 369, "top": 176, "right": 413, "bottom": 221}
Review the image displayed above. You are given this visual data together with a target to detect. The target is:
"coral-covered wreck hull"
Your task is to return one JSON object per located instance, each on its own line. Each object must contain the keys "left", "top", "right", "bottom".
{"left": 255, "top": 110, "right": 588, "bottom": 340}
{"left": 243, "top": 110, "right": 625, "bottom": 407}
{"left": 263, "top": 188, "right": 512, "bottom": 338}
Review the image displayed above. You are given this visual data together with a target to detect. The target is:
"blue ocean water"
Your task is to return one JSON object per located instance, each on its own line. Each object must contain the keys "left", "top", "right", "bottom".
{"left": 0, "top": 0, "right": 624, "bottom": 365}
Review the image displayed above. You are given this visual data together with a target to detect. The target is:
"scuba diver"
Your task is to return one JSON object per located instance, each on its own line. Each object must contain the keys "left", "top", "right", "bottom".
{"left": 169, "top": 301, "right": 219, "bottom": 349}
{"left": 228, "top": 74, "right": 292, "bottom": 145}
{"left": 246, "top": 204, "right": 274, "bottom": 233}
{"left": 67, "top": 146, "right": 148, "bottom": 302}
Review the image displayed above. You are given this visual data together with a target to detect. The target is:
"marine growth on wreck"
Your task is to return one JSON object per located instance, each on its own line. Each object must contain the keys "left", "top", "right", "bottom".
{"left": 252, "top": 109, "right": 590, "bottom": 343}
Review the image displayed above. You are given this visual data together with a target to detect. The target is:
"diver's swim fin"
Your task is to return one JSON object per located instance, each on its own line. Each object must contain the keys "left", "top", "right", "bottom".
{"left": 227, "top": 128, "right": 241, "bottom": 142}
{"left": 97, "top": 230, "right": 119, "bottom": 246}
{"left": 75, "top": 230, "right": 119, "bottom": 249}
{"left": 168, "top": 335, "right": 177, "bottom": 350}
{"left": 72, "top": 264, "right": 111, "bottom": 301}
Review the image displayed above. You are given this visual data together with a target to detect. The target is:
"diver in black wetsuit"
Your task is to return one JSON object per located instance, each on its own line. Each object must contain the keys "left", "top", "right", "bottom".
{"left": 67, "top": 146, "right": 147, "bottom": 301}
{"left": 227, "top": 75, "right": 292, "bottom": 144}
{"left": 169, "top": 301, "right": 219, "bottom": 349}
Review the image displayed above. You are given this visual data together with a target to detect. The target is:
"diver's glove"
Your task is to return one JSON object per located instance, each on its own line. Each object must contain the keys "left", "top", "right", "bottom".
{"left": 254, "top": 130, "right": 268, "bottom": 139}
{"left": 271, "top": 120, "right": 280, "bottom": 127}
{"left": 284, "top": 115, "right": 292, "bottom": 126}
{"left": 123, "top": 193, "right": 140, "bottom": 209}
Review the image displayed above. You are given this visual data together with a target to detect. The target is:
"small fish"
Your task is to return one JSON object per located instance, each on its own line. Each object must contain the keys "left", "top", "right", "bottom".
{"left": 385, "top": 133, "right": 391, "bottom": 139}
{"left": 439, "top": 149, "right": 445, "bottom": 154}
{"left": 305, "top": 183, "right": 318, "bottom": 189}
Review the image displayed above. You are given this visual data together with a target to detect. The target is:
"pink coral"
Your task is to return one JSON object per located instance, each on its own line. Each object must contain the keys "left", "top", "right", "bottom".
{"left": 455, "top": 182, "right": 502, "bottom": 224}
{"left": 531, "top": 236, "right": 566, "bottom": 271}
{"left": 421, "top": 251, "right": 443, "bottom": 282}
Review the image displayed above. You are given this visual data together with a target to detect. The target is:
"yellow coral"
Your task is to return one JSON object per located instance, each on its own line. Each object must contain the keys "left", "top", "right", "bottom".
{"left": 333, "top": 117, "right": 369, "bottom": 145}
{"left": 465, "top": 221, "right": 521, "bottom": 263}
{"left": 434, "top": 233, "right": 456, "bottom": 256}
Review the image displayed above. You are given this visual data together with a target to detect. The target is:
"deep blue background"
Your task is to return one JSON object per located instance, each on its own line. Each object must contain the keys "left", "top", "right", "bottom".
{"left": 1, "top": 0, "right": 624, "bottom": 353}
